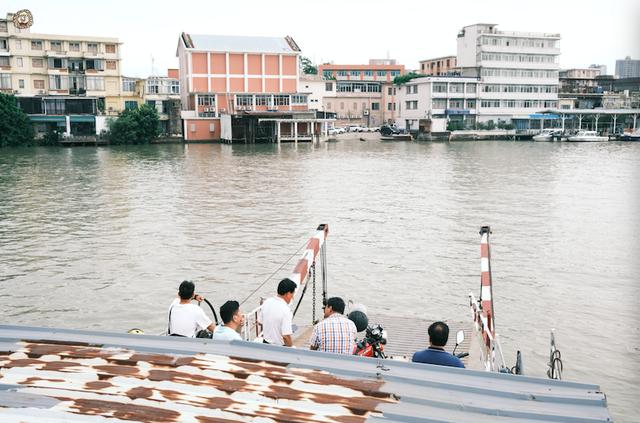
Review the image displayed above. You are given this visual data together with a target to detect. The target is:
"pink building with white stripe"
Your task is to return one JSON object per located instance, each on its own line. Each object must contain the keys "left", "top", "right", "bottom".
{"left": 177, "top": 33, "right": 327, "bottom": 142}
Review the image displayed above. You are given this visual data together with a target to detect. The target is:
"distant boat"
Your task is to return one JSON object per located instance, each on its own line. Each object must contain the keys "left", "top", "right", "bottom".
{"left": 566, "top": 131, "right": 608, "bottom": 142}
{"left": 620, "top": 130, "right": 640, "bottom": 141}
{"left": 533, "top": 129, "right": 562, "bottom": 142}
{"left": 380, "top": 134, "right": 413, "bottom": 141}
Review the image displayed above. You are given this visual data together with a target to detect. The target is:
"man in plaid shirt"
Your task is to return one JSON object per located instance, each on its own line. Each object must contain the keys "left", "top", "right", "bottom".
{"left": 309, "top": 297, "right": 357, "bottom": 354}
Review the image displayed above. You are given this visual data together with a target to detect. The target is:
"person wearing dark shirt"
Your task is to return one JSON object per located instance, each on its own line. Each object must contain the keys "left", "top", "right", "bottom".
{"left": 412, "top": 321, "right": 465, "bottom": 368}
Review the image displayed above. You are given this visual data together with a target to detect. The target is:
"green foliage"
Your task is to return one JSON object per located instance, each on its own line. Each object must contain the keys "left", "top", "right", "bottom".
{"left": 0, "top": 93, "right": 35, "bottom": 147}
{"left": 108, "top": 104, "right": 160, "bottom": 145}
{"left": 300, "top": 56, "right": 317, "bottom": 75}
{"left": 41, "top": 128, "right": 61, "bottom": 146}
{"left": 447, "top": 120, "right": 465, "bottom": 131}
{"left": 393, "top": 72, "right": 425, "bottom": 85}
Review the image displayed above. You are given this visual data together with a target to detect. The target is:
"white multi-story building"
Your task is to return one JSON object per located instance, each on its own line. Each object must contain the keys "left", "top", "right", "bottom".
{"left": 395, "top": 76, "right": 479, "bottom": 131}
{"left": 615, "top": 56, "right": 640, "bottom": 78}
{"left": 457, "top": 23, "right": 560, "bottom": 130}
{"left": 1, "top": 11, "right": 122, "bottom": 136}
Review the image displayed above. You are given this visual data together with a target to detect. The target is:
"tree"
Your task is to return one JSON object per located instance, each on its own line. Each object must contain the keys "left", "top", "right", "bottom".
{"left": 0, "top": 93, "right": 34, "bottom": 147}
{"left": 300, "top": 56, "right": 317, "bottom": 75}
{"left": 108, "top": 104, "right": 160, "bottom": 144}
{"left": 393, "top": 72, "right": 425, "bottom": 85}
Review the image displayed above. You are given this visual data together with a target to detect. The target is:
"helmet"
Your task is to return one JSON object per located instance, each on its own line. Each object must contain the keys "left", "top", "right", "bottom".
{"left": 348, "top": 310, "right": 369, "bottom": 333}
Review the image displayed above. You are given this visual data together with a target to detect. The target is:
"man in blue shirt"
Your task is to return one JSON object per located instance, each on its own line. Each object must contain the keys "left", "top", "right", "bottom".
{"left": 212, "top": 300, "right": 244, "bottom": 341}
{"left": 412, "top": 321, "right": 465, "bottom": 368}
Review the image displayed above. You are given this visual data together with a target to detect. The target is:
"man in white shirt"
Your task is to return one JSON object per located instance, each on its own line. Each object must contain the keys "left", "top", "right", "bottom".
{"left": 260, "top": 278, "right": 296, "bottom": 346}
{"left": 212, "top": 300, "right": 244, "bottom": 341}
{"left": 168, "top": 281, "right": 215, "bottom": 337}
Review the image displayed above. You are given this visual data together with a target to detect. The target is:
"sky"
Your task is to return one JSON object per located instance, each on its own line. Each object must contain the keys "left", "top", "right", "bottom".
{"left": 2, "top": 0, "right": 639, "bottom": 78}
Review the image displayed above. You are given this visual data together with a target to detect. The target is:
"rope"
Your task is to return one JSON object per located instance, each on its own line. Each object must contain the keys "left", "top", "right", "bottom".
{"left": 547, "top": 350, "right": 563, "bottom": 380}
{"left": 239, "top": 239, "right": 307, "bottom": 306}
{"left": 312, "top": 263, "right": 316, "bottom": 324}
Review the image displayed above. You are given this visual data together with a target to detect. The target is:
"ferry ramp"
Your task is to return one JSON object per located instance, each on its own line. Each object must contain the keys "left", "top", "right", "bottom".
{"left": 0, "top": 325, "right": 612, "bottom": 422}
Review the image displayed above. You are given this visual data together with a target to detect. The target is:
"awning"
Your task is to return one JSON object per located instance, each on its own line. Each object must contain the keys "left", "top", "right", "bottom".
{"left": 445, "top": 109, "right": 471, "bottom": 115}
{"left": 70, "top": 115, "right": 95, "bottom": 123}
{"left": 28, "top": 115, "right": 65, "bottom": 123}
{"left": 529, "top": 113, "right": 559, "bottom": 119}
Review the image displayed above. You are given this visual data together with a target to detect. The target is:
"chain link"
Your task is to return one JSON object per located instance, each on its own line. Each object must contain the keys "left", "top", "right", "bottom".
{"left": 312, "top": 262, "right": 316, "bottom": 324}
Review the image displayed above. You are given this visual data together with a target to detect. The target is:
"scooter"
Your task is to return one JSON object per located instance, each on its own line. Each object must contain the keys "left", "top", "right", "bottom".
{"left": 354, "top": 324, "right": 387, "bottom": 359}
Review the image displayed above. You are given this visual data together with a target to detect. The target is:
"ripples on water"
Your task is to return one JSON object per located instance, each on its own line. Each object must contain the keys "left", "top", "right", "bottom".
{"left": 1, "top": 140, "right": 638, "bottom": 420}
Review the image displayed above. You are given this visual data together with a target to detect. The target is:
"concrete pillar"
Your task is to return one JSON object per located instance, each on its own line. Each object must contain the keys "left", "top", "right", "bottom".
{"left": 595, "top": 115, "right": 600, "bottom": 132}
{"left": 612, "top": 115, "right": 617, "bottom": 134}
{"left": 634, "top": 114, "right": 637, "bottom": 130}
{"left": 65, "top": 115, "right": 71, "bottom": 137}
{"left": 578, "top": 114, "right": 583, "bottom": 130}
{"left": 561, "top": 115, "right": 566, "bottom": 132}
{"left": 276, "top": 121, "right": 281, "bottom": 144}
{"left": 294, "top": 121, "right": 298, "bottom": 144}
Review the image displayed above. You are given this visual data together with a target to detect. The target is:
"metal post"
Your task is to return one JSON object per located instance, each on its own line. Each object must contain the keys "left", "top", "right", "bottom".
{"left": 276, "top": 121, "right": 281, "bottom": 144}
{"left": 294, "top": 121, "right": 298, "bottom": 144}
{"left": 561, "top": 114, "right": 566, "bottom": 132}
{"left": 578, "top": 114, "right": 583, "bottom": 130}
{"left": 595, "top": 115, "right": 600, "bottom": 132}
{"left": 612, "top": 115, "right": 617, "bottom": 134}
{"left": 634, "top": 114, "right": 637, "bottom": 130}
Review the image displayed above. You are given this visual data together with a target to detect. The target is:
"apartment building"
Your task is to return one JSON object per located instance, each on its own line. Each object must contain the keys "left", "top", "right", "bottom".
{"left": 318, "top": 60, "right": 405, "bottom": 127}
{"left": 177, "top": 33, "right": 329, "bottom": 142}
{"left": 457, "top": 23, "right": 560, "bottom": 130}
{"left": 615, "top": 56, "right": 640, "bottom": 78}
{"left": 143, "top": 69, "right": 181, "bottom": 135}
{"left": 419, "top": 55, "right": 457, "bottom": 76}
{"left": 0, "top": 11, "right": 122, "bottom": 136}
{"left": 395, "top": 76, "right": 480, "bottom": 132}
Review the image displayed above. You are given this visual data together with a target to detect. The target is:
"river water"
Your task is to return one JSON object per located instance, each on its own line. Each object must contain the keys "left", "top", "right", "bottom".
{"left": 1, "top": 138, "right": 638, "bottom": 420}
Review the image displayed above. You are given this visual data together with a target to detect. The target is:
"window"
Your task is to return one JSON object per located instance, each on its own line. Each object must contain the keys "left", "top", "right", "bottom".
{"left": 122, "top": 78, "right": 136, "bottom": 92}
{"left": 33, "top": 79, "right": 45, "bottom": 89}
{"left": 86, "top": 76, "right": 104, "bottom": 90}
{"left": 50, "top": 41, "right": 63, "bottom": 52}
{"left": 31, "top": 40, "right": 43, "bottom": 50}
{"left": 350, "top": 70, "right": 360, "bottom": 77}
{"left": 0, "top": 39, "right": 6, "bottom": 50}
{"left": 106, "top": 60, "right": 117, "bottom": 70}
{"left": 32, "top": 58, "right": 44, "bottom": 68}
{"left": 274, "top": 95, "right": 289, "bottom": 106}
{"left": 87, "top": 43, "right": 98, "bottom": 54}
{"left": 48, "top": 58, "right": 67, "bottom": 69}
{"left": 105, "top": 44, "right": 116, "bottom": 54}
{"left": 388, "top": 87, "right": 393, "bottom": 95}
{"left": 387, "top": 102, "right": 393, "bottom": 111}
{"left": 407, "top": 85, "right": 418, "bottom": 94}
{"left": 197, "top": 95, "right": 216, "bottom": 106}
{"left": 432, "top": 99, "right": 447, "bottom": 109}
{"left": 0, "top": 21, "right": 7, "bottom": 32}
{"left": 85, "top": 59, "right": 104, "bottom": 70}
{"left": 44, "top": 98, "right": 65, "bottom": 114}
{"left": 255, "top": 94, "right": 270, "bottom": 106}
{"left": 433, "top": 82, "right": 447, "bottom": 93}
{"left": 404, "top": 101, "right": 418, "bottom": 110}
{"left": 449, "top": 83, "right": 464, "bottom": 93}
{"left": 466, "top": 99, "right": 476, "bottom": 109}
{"left": 449, "top": 99, "right": 464, "bottom": 109}
{"left": 0, "top": 57, "right": 9, "bottom": 67}
{"left": 291, "top": 95, "right": 307, "bottom": 104}
{"left": 170, "top": 79, "right": 179, "bottom": 94}
{"left": 337, "top": 70, "right": 347, "bottom": 77}
{"left": 236, "top": 94, "right": 252, "bottom": 107}
{"left": 364, "top": 70, "right": 373, "bottom": 77}
{"left": 16, "top": 57, "right": 23, "bottom": 67}
{"left": 49, "top": 75, "right": 69, "bottom": 90}
{"left": 325, "top": 82, "right": 333, "bottom": 91}
{"left": 466, "top": 83, "right": 477, "bottom": 93}
{"left": 390, "top": 70, "right": 400, "bottom": 77}
{"left": 18, "top": 79, "right": 24, "bottom": 89}
{"left": 125, "top": 101, "right": 138, "bottom": 110}
{"left": 69, "top": 42, "right": 80, "bottom": 52}
{"left": 377, "top": 70, "right": 387, "bottom": 77}
{"left": 0, "top": 73, "right": 10, "bottom": 89}
{"left": 371, "top": 102, "right": 380, "bottom": 111}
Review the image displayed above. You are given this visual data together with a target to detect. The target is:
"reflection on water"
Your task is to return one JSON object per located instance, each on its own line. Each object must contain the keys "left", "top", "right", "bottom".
{"left": 0, "top": 140, "right": 638, "bottom": 421}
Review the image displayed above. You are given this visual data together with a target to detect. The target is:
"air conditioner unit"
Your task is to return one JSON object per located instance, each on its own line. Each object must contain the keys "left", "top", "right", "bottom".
{"left": 219, "top": 108, "right": 226, "bottom": 113}
{"left": 37, "top": 90, "right": 45, "bottom": 95}
{"left": 203, "top": 107, "right": 209, "bottom": 112}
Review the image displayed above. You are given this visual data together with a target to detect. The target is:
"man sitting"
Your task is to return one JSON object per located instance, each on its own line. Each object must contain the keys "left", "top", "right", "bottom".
{"left": 309, "top": 297, "right": 357, "bottom": 354}
{"left": 212, "top": 300, "right": 244, "bottom": 341}
{"left": 168, "top": 281, "right": 215, "bottom": 337}
{"left": 412, "top": 321, "right": 465, "bottom": 368}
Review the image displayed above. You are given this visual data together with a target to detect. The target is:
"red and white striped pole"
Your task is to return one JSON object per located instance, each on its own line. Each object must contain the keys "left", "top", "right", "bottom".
{"left": 479, "top": 226, "right": 495, "bottom": 350}
{"left": 289, "top": 224, "right": 329, "bottom": 287}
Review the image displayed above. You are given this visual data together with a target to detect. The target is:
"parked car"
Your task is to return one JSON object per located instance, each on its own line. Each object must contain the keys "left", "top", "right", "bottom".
{"left": 346, "top": 125, "right": 361, "bottom": 133}
{"left": 334, "top": 127, "right": 346, "bottom": 134}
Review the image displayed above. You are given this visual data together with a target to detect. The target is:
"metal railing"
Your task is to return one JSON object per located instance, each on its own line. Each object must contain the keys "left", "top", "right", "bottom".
{"left": 469, "top": 292, "right": 508, "bottom": 372}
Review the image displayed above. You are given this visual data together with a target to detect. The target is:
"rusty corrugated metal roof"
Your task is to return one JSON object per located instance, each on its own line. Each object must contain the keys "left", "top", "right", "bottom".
{"left": 0, "top": 325, "right": 612, "bottom": 422}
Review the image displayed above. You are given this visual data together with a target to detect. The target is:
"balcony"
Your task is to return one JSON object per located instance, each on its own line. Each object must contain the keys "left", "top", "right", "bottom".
{"left": 69, "top": 88, "right": 87, "bottom": 96}
{"left": 45, "top": 49, "right": 67, "bottom": 57}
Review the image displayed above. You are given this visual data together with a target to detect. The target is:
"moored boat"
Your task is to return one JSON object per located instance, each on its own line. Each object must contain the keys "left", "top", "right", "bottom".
{"left": 620, "top": 130, "right": 640, "bottom": 141}
{"left": 533, "top": 129, "right": 562, "bottom": 141}
{"left": 380, "top": 134, "right": 413, "bottom": 141}
{"left": 566, "top": 131, "right": 608, "bottom": 142}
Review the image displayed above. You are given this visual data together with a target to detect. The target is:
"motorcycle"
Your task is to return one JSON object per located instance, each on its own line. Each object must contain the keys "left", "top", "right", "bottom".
{"left": 354, "top": 324, "right": 387, "bottom": 359}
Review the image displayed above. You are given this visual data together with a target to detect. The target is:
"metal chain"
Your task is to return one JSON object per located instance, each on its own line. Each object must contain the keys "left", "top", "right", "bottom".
{"left": 312, "top": 262, "right": 316, "bottom": 324}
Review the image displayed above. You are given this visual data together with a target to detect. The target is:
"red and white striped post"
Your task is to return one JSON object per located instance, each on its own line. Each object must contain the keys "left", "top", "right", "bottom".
{"left": 479, "top": 226, "right": 495, "bottom": 352}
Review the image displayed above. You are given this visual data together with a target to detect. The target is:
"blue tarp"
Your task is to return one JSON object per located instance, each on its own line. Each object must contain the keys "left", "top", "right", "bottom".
{"left": 529, "top": 113, "right": 559, "bottom": 119}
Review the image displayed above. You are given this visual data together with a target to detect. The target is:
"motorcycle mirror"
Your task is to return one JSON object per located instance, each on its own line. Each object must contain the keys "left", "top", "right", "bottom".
{"left": 456, "top": 330, "right": 464, "bottom": 346}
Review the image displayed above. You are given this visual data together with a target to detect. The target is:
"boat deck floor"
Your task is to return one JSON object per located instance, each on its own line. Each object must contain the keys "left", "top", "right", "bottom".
{"left": 293, "top": 313, "right": 478, "bottom": 367}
